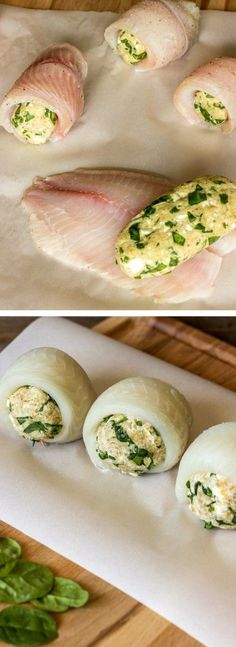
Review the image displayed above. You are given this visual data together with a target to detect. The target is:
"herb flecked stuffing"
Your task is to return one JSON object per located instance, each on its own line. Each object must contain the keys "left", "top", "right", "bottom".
{"left": 115, "top": 176, "right": 236, "bottom": 279}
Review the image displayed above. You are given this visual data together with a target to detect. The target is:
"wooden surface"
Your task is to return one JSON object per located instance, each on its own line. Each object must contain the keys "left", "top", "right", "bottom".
{"left": 2, "top": 316, "right": 236, "bottom": 646}
{"left": 0, "top": 0, "right": 235, "bottom": 13}
{"left": 1, "top": 316, "right": 236, "bottom": 352}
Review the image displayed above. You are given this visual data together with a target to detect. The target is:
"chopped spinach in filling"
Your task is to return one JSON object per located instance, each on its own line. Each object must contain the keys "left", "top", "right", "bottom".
{"left": 115, "top": 176, "right": 236, "bottom": 279}
{"left": 11, "top": 102, "right": 57, "bottom": 144}
{"left": 7, "top": 386, "right": 63, "bottom": 441}
{"left": 186, "top": 472, "right": 236, "bottom": 529}
{"left": 116, "top": 30, "right": 147, "bottom": 65}
{"left": 96, "top": 413, "right": 166, "bottom": 475}
{"left": 194, "top": 91, "right": 228, "bottom": 126}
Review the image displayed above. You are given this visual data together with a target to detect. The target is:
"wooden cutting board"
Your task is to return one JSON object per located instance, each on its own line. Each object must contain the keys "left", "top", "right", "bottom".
{"left": 2, "top": 315, "right": 236, "bottom": 647}
{"left": 0, "top": 0, "right": 235, "bottom": 14}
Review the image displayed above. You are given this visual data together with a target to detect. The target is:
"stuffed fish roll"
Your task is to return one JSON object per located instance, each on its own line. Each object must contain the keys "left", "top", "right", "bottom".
{"left": 104, "top": 0, "right": 199, "bottom": 71}
{"left": 115, "top": 176, "right": 236, "bottom": 279}
{"left": 0, "top": 347, "right": 95, "bottom": 444}
{"left": 174, "top": 57, "right": 236, "bottom": 133}
{"left": 83, "top": 377, "right": 192, "bottom": 476}
{"left": 0, "top": 44, "right": 87, "bottom": 145}
{"left": 176, "top": 422, "right": 236, "bottom": 529}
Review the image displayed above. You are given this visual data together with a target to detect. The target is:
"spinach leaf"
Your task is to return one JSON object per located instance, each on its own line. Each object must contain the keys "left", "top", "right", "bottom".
{"left": 0, "top": 561, "right": 54, "bottom": 603}
{"left": 208, "top": 236, "right": 220, "bottom": 245}
{"left": 112, "top": 422, "right": 130, "bottom": 443}
{"left": 188, "top": 184, "right": 207, "bottom": 205}
{"left": 219, "top": 193, "right": 228, "bottom": 204}
{"left": 0, "top": 560, "right": 18, "bottom": 578}
{"left": 0, "top": 605, "right": 57, "bottom": 645}
{"left": 129, "top": 223, "right": 140, "bottom": 243}
{"left": 0, "top": 538, "right": 21, "bottom": 567}
{"left": 172, "top": 232, "right": 185, "bottom": 245}
{"left": 33, "top": 577, "right": 89, "bottom": 612}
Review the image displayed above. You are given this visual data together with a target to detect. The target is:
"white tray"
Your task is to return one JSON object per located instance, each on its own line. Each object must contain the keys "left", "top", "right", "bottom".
{"left": 1, "top": 317, "right": 236, "bottom": 647}
{"left": 1, "top": 5, "right": 236, "bottom": 309}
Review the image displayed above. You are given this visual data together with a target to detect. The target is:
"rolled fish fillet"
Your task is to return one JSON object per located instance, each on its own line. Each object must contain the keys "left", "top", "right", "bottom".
{"left": 116, "top": 176, "right": 236, "bottom": 279}
{"left": 174, "top": 57, "right": 236, "bottom": 133}
{"left": 83, "top": 377, "right": 192, "bottom": 476}
{"left": 0, "top": 347, "right": 96, "bottom": 444}
{"left": 176, "top": 422, "right": 236, "bottom": 529}
{"left": 0, "top": 43, "right": 87, "bottom": 144}
{"left": 104, "top": 0, "right": 199, "bottom": 71}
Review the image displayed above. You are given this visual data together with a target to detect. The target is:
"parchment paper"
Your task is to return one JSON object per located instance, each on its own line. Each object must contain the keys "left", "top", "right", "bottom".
{"left": 1, "top": 317, "right": 236, "bottom": 646}
{"left": 1, "top": 6, "right": 236, "bottom": 309}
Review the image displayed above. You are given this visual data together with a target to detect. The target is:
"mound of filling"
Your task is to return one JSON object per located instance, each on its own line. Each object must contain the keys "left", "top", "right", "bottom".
{"left": 96, "top": 413, "right": 166, "bottom": 475}
{"left": 7, "top": 386, "right": 63, "bottom": 441}
{"left": 116, "top": 30, "right": 147, "bottom": 64}
{"left": 186, "top": 472, "right": 236, "bottom": 529}
{"left": 116, "top": 176, "right": 236, "bottom": 279}
{"left": 11, "top": 103, "right": 57, "bottom": 144}
{"left": 194, "top": 91, "right": 228, "bottom": 126}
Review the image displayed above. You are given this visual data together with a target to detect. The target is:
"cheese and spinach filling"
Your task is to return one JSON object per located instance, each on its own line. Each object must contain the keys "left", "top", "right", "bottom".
{"left": 115, "top": 176, "right": 236, "bottom": 279}
{"left": 96, "top": 414, "right": 166, "bottom": 475}
{"left": 11, "top": 103, "right": 57, "bottom": 144}
{"left": 186, "top": 472, "right": 236, "bottom": 529}
{"left": 7, "top": 386, "right": 63, "bottom": 441}
{"left": 116, "top": 30, "right": 147, "bottom": 65}
{"left": 194, "top": 91, "right": 228, "bottom": 126}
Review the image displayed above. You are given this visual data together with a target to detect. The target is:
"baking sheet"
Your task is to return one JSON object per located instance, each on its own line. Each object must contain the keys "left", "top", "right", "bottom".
{"left": 1, "top": 317, "right": 236, "bottom": 647}
{"left": 1, "top": 6, "right": 236, "bottom": 309}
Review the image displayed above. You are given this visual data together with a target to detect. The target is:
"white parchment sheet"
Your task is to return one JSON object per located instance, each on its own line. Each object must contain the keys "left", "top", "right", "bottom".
{"left": 1, "top": 317, "right": 236, "bottom": 646}
{"left": 1, "top": 6, "right": 236, "bottom": 309}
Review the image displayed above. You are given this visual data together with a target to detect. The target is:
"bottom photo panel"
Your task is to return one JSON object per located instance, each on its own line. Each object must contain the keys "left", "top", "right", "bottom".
{"left": 0, "top": 315, "right": 236, "bottom": 647}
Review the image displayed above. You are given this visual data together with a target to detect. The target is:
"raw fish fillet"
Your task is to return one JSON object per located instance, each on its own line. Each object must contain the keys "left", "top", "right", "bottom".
{"left": 104, "top": 0, "right": 199, "bottom": 71}
{"left": 174, "top": 57, "right": 236, "bottom": 133}
{"left": 22, "top": 168, "right": 223, "bottom": 304}
{"left": 0, "top": 43, "right": 87, "bottom": 142}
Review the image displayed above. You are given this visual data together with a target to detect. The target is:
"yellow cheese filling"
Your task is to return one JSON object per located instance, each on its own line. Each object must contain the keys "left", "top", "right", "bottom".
{"left": 194, "top": 91, "right": 228, "bottom": 126}
{"left": 116, "top": 30, "right": 147, "bottom": 65}
{"left": 11, "top": 102, "right": 57, "bottom": 144}
{"left": 7, "top": 386, "right": 63, "bottom": 441}
{"left": 186, "top": 472, "right": 236, "bottom": 529}
{"left": 96, "top": 413, "right": 166, "bottom": 475}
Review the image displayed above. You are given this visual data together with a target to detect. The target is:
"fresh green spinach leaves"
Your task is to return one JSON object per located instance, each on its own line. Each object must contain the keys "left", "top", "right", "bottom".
{"left": 0, "top": 605, "right": 57, "bottom": 645}
{"left": 32, "top": 577, "right": 89, "bottom": 613}
{"left": 0, "top": 538, "right": 21, "bottom": 567}
{"left": 0, "top": 561, "right": 53, "bottom": 603}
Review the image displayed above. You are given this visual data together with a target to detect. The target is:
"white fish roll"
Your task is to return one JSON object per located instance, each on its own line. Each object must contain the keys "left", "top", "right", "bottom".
{"left": 0, "top": 347, "right": 96, "bottom": 444}
{"left": 174, "top": 57, "right": 236, "bottom": 133}
{"left": 104, "top": 0, "right": 199, "bottom": 71}
{"left": 83, "top": 377, "right": 192, "bottom": 476}
{"left": 176, "top": 422, "right": 236, "bottom": 529}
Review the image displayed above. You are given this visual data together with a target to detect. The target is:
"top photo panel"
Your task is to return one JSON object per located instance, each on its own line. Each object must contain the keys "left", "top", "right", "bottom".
{"left": 1, "top": 0, "right": 236, "bottom": 311}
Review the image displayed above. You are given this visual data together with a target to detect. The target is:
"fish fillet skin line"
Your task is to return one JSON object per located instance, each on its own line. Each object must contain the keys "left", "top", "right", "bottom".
{"left": 22, "top": 168, "right": 224, "bottom": 303}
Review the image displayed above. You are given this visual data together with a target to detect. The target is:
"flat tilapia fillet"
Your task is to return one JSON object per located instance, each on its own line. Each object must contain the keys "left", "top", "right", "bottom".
{"left": 22, "top": 168, "right": 223, "bottom": 304}
{"left": 0, "top": 44, "right": 87, "bottom": 142}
